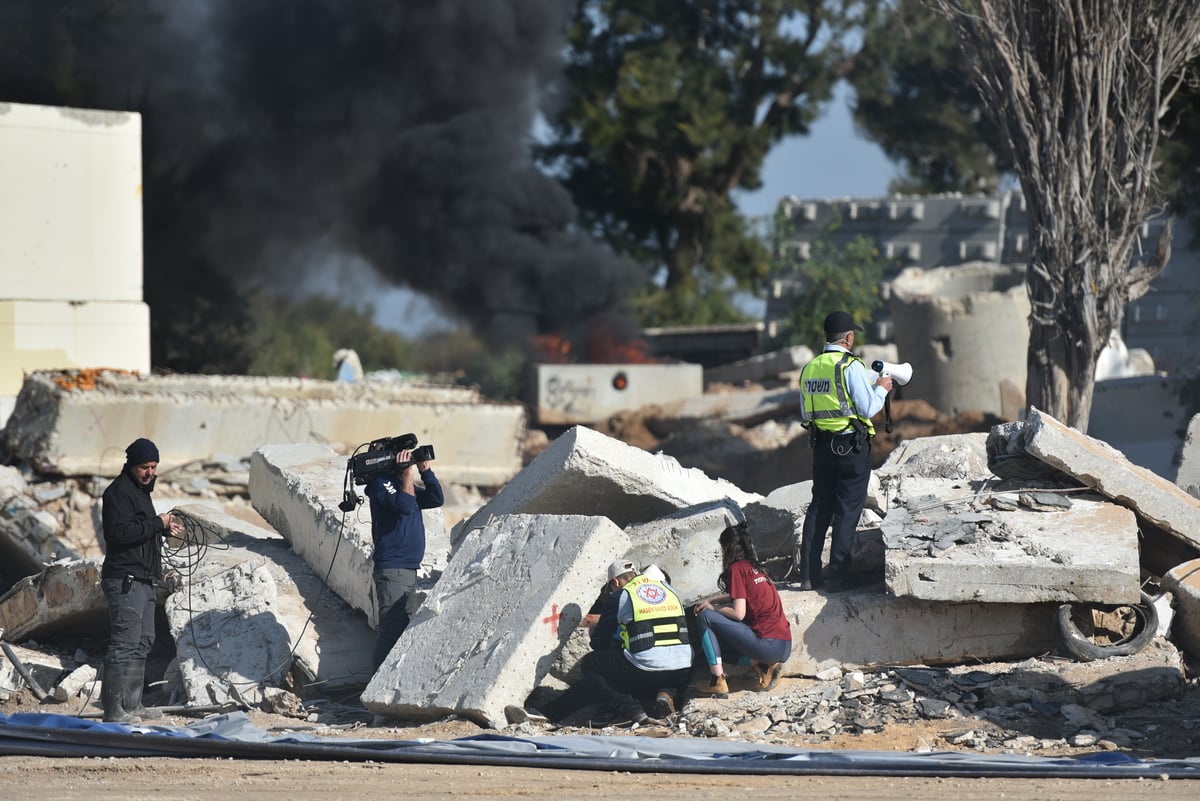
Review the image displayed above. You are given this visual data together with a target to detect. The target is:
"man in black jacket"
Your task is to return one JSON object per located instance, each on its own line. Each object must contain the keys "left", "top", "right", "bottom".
{"left": 100, "top": 437, "right": 182, "bottom": 722}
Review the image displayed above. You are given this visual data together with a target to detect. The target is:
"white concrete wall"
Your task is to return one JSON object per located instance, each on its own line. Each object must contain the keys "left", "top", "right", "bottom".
{"left": 533, "top": 363, "right": 703, "bottom": 425}
{"left": 0, "top": 101, "right": 148, "bottom": 398}
{"left": 0, "top": 300, "right": 150, "bottom": 396}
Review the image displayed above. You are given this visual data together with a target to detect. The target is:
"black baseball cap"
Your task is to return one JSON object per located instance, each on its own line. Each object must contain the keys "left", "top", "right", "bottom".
{"left": 823, "top": 310, "right": 864, "bottom": 336}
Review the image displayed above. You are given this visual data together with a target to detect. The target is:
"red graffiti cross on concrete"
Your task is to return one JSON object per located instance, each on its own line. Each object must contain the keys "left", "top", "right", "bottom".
{"left": 542, "top": 604, "right": 561, "bottom": 636}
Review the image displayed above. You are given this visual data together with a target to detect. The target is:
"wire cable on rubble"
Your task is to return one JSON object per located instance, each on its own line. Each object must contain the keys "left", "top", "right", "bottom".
{"left": 82, "top": 507, "right": 363, "bottom": 716}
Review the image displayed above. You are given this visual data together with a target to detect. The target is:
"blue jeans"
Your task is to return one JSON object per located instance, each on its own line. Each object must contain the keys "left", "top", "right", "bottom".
{"left": 372, "top": 568, "right": 418, "bottom": 670}
{"left": 696, "top": 608, "right": 791, "bottom": 668}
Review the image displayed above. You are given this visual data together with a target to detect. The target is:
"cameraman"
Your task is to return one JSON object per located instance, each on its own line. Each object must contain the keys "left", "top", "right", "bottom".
{"left": 366, "top": 447, "right": 443, "bottom": 670}
{"left": 797, "top": 311, "right": 892, "bottom": 593}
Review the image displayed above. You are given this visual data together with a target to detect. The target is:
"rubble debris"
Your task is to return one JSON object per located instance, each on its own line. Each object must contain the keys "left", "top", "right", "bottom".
{"left": 990, "top": 406, "right": 1200, "bottom": 551}
{"left": 1179, "top": 412, "right": 1200, "bottom": 500}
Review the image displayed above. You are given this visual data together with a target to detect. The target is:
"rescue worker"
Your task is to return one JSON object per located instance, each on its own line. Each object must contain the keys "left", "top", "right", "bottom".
{"left": 515, "top": 560, "right": 693, "bottom": 726}
{"left": 796, "top": 311, "right": 893, "bottom": 592}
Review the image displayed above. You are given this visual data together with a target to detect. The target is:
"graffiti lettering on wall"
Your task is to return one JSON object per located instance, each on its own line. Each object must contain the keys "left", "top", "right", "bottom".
{"left": 545, "top": 376, "right": 595, "bottom": 415}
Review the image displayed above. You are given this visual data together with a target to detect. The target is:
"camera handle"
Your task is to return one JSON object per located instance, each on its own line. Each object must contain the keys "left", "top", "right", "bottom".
{"left": 338, "top": 491, "right": 360, "bottom": 513}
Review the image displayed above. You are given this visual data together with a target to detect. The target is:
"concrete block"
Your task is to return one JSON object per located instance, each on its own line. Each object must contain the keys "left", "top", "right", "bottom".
{"left": 50, "top": 663, "right": 98, "bottom": 703}
{"left": 166, "top": 560, "right": 294, "bottom": 707}
{"left": 455, "top": 426, "right": 759, "bottom": 542}
{"left": 1162, "top": 558, "right": 1200, "bottom": 661}
{"left": 3, "top": 371, "right": 525, "bottom": 487}
{"left": 703, "top": 346, "right": 814, "bottom": 387}
{"left": 1089, "top": 374, "right": 1188, "bottom": 480}
{"left": 1020, "top": 406, "right": 1200, "bottom": 552}
{"left": 248, "top": 444, "right": 446, "bottom": 627}
{"left": 781, "top": 585, "right": 1060, "bottom": 676}
{"left": 167, "top": 505, "right": 376, "bottom": 704}
{"left": 0, "top": 102, "right": 143, "bottom": 304}
{"left": 0, "top": 560, "right": 105, "bottom": 642}
{"left": 622, "top": 499, "right": 742, "bottom": 602}
{"left": 883, "top": 488, "right": 1140, "bottom": 604}
{"left": 532, "top": 363, "right": 702, "bottom": 426}
{"left": 0, "top": 301, "right": 151, "bottom": 397}
{"left": 362, "top": 514, "right": 630, "bottom": 727}
{"left": 1178, "top": 413, "right": 1200, "bottom": 499}
{"left": 650, "top": 387, "right": 806, "bottom": 434}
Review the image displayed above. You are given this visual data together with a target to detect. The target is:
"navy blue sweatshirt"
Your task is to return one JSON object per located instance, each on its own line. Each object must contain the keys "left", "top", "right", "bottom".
{"left": 365, "top": 467, "right": 444, "bottom": 570}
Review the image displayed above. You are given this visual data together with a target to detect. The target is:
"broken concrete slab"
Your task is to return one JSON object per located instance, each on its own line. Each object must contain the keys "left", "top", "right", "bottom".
{"left": 649, "top": 387, "right": 806, "bottom": 434}
{"left": 882, "top": 487, "right": 1141, "bottom": 604}
{"left": 4, "top": 370, "right": 526, "bottom": 487}
{"left": 0, "top": 642, "right": 66, "bottom": 702}
{"left": 50, "top": 663, "right": 97, "bottom": 703}
{"left": 1179, "top": 413, "right": 1200, "bottom": 500}
{"left": 621, "top": 499, "right": 742, "bottom": 602}
{"left": 1162, "top": 558, "right": 1200, "bottom": 661}
{"left": 1005, "top": 407, "right": 1200, "bottom": 552}
{"left": 248, "top": 444, "right": 447, "bottom": 627}
{"left": 0, "top": 466, "right": 86, "bottom": 582}
{"left": 780, "top": 585, "right": 1060, "bottom": 676}
{"left": 0, "top": 560, "right": 106, "bottom": 642}
{"left": 454, "top": 426, "right": 759, "bottom": 543}
{"left": 702, "top": 346, "right": 814, "bottom": 388}
{"left": 167, "top": 504, "right": 375, "bottom": 704}
{"left": 749, "top": 480, "right": 883, "bottom": 575}
{"left": 166, "top": 559, "right": 294, "bottom": 708}
{"left": 362, "top": 514, "right": 630, "bottom": 727}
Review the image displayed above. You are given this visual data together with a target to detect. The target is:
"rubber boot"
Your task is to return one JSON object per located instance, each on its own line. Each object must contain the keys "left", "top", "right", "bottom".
{"left": 124, "top": 660, "right": 161, "bottom": 721}
{"left": 101, "top": 661, "right": 134, "bottom": 723}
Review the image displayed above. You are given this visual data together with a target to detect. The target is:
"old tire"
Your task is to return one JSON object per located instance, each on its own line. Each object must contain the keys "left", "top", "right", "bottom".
{"left": 1056, "top": 591, "right": 1159, "bottom": 662}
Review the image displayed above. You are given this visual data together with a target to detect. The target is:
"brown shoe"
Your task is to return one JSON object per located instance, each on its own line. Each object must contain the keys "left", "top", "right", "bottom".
{"left": 754, "top": 662, "right": 783, "bottom": 692}
{"left": 695, "top": 674, "right": 729, "bottom": 697}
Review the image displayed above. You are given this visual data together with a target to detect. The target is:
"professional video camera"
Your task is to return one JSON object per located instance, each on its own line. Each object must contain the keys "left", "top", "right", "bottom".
{"left": 349, "top": 433, "right": 435, "bottom": 486}
{"left": 338, "top": 433, "right": 436, "bottom": 513}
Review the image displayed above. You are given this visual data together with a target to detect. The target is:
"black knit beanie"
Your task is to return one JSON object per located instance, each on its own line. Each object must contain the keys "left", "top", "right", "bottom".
{"left": 125, "top": 437, "right": 160, "bottom": 465}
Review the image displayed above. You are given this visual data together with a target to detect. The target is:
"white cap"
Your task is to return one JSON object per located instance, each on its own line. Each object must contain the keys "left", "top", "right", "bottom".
{"left": 607, "top": 559, "right": 637, "bottom": 581}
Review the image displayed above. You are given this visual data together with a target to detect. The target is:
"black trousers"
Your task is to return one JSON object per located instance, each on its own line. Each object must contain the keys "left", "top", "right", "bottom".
{"left": 798, "top": 432, "right": 872, "bottom": 583}
{"left": 543, "top": 649, "right": 690, "bottom": 721}
{"left": 102, "top": 576, "right": 157, "bottom": 664}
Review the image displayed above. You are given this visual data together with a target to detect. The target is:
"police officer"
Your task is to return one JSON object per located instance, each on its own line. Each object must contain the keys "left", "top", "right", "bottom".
{"left": 797, "top": 311, "right": 893, "bottom": 592}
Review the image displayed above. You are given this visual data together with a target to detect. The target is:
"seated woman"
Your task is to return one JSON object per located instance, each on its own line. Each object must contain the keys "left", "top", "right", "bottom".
{"left": 692, "top": 523, "right": 792, "bottom": 696}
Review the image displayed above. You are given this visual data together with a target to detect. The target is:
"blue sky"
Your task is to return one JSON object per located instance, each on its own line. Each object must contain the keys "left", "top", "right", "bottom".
{"left": 734, "top": 82, "right": 896, "bottom": 220}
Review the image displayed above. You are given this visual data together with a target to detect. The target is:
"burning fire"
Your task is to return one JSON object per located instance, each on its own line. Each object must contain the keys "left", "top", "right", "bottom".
{"left": 531, "top": 330, "right": 658, "bottom": 365}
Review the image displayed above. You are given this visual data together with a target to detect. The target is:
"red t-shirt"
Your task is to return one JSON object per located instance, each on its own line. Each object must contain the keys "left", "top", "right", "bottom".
{"left": 726, "top": 560, "right": 791, "bottom": 641}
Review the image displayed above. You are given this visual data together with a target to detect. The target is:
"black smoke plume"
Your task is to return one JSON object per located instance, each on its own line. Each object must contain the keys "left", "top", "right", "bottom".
{"left": 0, "top": 1, "right": 643, "bottom": 370}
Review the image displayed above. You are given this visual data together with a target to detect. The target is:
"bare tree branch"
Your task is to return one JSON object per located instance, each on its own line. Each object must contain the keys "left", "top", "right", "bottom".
{"left": 926, "top": 0, "right": 1200, "bottom": 429}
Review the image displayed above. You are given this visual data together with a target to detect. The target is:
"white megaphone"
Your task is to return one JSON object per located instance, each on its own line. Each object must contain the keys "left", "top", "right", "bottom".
{"left": 871, "top": 360, "right": 913, "bottom": 386}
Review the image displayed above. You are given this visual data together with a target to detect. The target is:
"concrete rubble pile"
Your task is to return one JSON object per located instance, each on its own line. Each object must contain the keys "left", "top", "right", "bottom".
{"left": 1, "top": 362, "right": 1200, "bottom": 744}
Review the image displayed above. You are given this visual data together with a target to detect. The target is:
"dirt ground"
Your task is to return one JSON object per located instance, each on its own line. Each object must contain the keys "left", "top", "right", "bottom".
{"left": 4, "top": 674, "right": 1200, "bottom": 800}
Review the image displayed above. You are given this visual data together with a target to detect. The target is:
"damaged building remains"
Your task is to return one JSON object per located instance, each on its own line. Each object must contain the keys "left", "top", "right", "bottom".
{"left": 5, "top": 99, "right": 1200, "bottom": 769}
{"left": 1, "top": 367, "right": 1200, "bottom": 755}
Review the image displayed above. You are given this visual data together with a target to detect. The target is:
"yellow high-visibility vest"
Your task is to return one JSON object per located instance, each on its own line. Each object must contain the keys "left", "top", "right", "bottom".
{"left": 618, "top": 575, "right": 689, "bottom": 654}
{"left": 799, "top": 350, "right": 875, "bottom": 436}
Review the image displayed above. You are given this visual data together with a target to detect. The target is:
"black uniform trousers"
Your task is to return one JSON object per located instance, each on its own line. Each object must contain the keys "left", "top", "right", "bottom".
{"left": 798, "top": 430, "right": 873, "bottom": 585}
